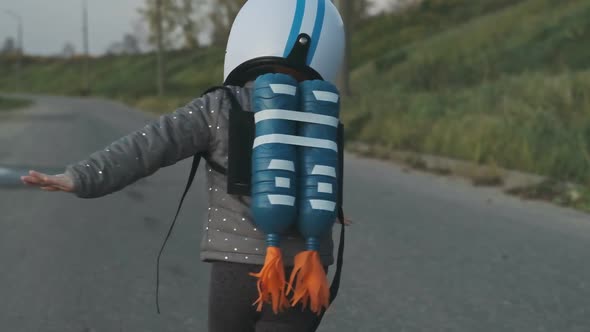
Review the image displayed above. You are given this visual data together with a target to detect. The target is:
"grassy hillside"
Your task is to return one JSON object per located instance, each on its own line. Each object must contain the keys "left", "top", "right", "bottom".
{"left": 0, "top": 96, "right": 31, "bottom": 111}
{"left": 345, "top": 0, "right": 590, "bottom": 185}
{"left": 0, "top": 47, "right": 224, "bottom": 110}
{"left": 1, "top": 0, "right": 589, "bottom": 188}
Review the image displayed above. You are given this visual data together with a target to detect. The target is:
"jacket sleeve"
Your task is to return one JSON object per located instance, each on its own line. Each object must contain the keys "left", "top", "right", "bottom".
{"left": 64, "top": 92, "right": 221, "bottom": 198}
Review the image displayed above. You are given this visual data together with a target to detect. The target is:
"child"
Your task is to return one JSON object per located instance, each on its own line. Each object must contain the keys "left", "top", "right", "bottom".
{"left": 22, "top": 0, "right": 348, "bottom": 331}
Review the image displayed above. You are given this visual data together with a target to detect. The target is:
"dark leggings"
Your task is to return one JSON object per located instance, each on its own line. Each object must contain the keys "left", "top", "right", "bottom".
{"left": 208, "top": 261, "right": 325, "bottom": 332}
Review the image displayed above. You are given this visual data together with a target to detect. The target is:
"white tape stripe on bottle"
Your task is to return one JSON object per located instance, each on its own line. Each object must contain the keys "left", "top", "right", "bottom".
{"left": 311, "top": 165, "right": 337, "bottom": 177}
{"left": 309, "top": 199, "right": 336, "bottom": 212}
{"left": 253, "top": 134, "right": 338, "bottom": 152}
{"left": 268, "top": 159, "right": 295, "bottom": 172}
{"left": 313, "top": 91, "right": 340, "bottom": 103}
{"left": 317, "top": 182, "right": 333, "bottom": 194}
{"left": 269, "top": 84, "right": 297, "bottom": 96}
{"left": 275, "top": 177, "right": 291, "bottom": 188}
{"left": 254, "top": 109, "right": 339, "bottom": 127}
{"left": 268, "top": 195, "right": 296, "bottom": 206}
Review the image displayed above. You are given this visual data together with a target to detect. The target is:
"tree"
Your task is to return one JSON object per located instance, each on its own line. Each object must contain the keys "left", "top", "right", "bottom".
{"left": 131, "top": 18, "right": 151, "bottom": 51}
{"left": 178, "top": 0, "right": 204, "bottom": 49}
{"left": 1, "top": 37, "right": 16, "bottom": 55}
{"left": 138, "top": 0, "right": 178, "bottom": 49}
{"left": 105, "top": 34, "right": 141, "bottom": 55}
{"left": 138, "top": 0, "right": 207, "bottom": 49}
{"left": 155, "top": 0, "right": 165, "bottom": 96}
{"left": 139, "top": 0, "right": 209, "bottom": 95}
{"left": 105, "top": 41, "right": 122, "bottom": 55}
{"left": 138, "top": 0, "right": 175, "bottom": 95}
{"left": 336, "top": 0, "right": 352, "bottom": 96}
{"left": 209, "top": 0, "right": 246, "bottom": 47}
{"left": 378, "top": 0, "right": 424, "bottom": 13}
{"left": 61, "top": 42, "right": 76, "bottom": 58}
{"left": 122, "top": 34, "right": 141, "bottom": 54}
{"left": 351, "top": 0, "right": 371, "bottom": 28}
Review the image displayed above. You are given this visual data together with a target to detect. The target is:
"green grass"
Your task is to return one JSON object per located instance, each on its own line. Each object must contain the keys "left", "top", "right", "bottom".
{"left": 0, "top": 0, "right": 589, "bottom": 194}
{"left": 0, "top": 48, "right": 225, "bottom": 112}
{"left": 343, "top": 0, "right": 590, "bottom": 186}
{"left": 0, "top": 96, "right": 32, "bottom": 111}
{"left": 508, "top": 180, "right": 590, "bottom": 213}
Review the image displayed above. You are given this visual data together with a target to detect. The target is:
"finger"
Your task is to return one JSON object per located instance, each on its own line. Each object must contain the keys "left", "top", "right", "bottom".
{"left": 32, "top": 171, "right": 63, "bottom": 187}
{"left": 21, "top": 176, "right": 38, "bottom": 185}
{"left": 30, "top": 170, "right": 53, "bottom": 182}
{"left": 28, "top": 171, "right": 52, "bottom": 184}
{"left": 20, "top": 175, "right": 39, "bottom": 182}
{"left": 21, "top": 175, "right": 43, "bottom": 185}
{"left": 41, "top": 186, "right": 60, "bottom": 192}
{"left": 29, "top": 170, "right": 47, "bottom": 178}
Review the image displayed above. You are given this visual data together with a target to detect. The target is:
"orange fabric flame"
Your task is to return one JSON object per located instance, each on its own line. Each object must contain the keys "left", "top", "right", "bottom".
{"left": 249, "top": 246, "right": 290, "bottom": 314}
{"left": 287, "top": 250, "right": 330, "bottom": 315}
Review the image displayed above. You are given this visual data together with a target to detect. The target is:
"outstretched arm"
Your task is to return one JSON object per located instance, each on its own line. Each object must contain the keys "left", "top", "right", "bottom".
{"left": 22, "top": 92, "right": 221, "bottom": 198}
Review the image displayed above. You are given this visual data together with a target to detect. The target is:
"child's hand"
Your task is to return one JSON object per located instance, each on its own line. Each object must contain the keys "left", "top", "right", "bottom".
{"left": 21, "top": 170, "right": 75, "bottom": 193}
{"left": 338, "top": 216, "right": 353, "bottom": 226}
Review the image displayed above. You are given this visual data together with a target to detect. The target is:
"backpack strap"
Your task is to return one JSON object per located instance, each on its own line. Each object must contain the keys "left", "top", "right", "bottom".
{"left": 200, "top": 85, "right": 255, "bottom": 194}
{"left": 332, "top": 207, "right": 346, "bottom": 303}
{"left": 156, "top": 153, "right": 202, "bottom": 313}
{"left": 225, "top": 87, "right": 255, "bottom": 195}
{"left": 309, "top": 217, "right": 345, "bottom": 332}
{"left": 331, "top": 122, "right": 346, "bottom": 304}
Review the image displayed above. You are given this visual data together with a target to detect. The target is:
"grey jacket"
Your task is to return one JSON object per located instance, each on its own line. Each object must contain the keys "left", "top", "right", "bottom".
{"left": 65, "top": 86, "right": 334, "bottom": 267}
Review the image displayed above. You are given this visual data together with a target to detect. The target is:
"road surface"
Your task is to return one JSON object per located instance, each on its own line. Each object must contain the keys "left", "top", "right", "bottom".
{"left": 1, "top": 95, "right": 589, "bottom": 332}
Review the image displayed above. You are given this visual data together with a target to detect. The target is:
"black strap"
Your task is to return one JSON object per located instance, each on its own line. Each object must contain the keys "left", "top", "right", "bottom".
{"left": 309, "top": 207, "right": 346, "bottom": 332}
{"left": 331, "top": 207, "right": 346, "bottom": 303}
{"left": 225, "top": 87, "right": 255, "bottom": 195}
{"left": 156, "top": 154, "right": 202, "bottom": 313}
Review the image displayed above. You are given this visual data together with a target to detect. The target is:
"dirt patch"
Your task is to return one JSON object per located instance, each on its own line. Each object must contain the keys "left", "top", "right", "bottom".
{"left": 507, "top": 180, "right": 590, "bottom": 213}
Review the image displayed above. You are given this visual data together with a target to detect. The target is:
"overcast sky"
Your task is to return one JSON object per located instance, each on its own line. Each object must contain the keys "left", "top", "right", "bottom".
{"left": 0, "top": 0, "right": 146, "bottom": 55}
{"left": 0, "top": 0, "right": 392, "bottom": 55}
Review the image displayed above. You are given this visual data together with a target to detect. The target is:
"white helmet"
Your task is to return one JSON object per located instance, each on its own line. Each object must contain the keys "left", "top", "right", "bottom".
{"left": 223, "top": 0, "right": 345, "bottom": 86}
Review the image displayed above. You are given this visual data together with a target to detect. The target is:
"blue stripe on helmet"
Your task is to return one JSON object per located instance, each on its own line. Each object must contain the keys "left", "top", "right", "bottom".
{"left": 283, "top": 0, "right": 307, "bottom": 58}
{"left": 307, "top": 0, "right": 326, "bottom": 65}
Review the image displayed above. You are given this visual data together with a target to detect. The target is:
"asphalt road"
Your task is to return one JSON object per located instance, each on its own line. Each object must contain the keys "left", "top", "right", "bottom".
{"left": 1, "top": 95, "right": 590, "bottom": 332}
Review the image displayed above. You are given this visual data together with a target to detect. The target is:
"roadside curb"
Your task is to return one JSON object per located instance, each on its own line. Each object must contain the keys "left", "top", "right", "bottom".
{"left": 346, "top": 142, "right": 590, "bottom": 214}
{"left": 346, "top": 141, "right": 546, "bottom": 190}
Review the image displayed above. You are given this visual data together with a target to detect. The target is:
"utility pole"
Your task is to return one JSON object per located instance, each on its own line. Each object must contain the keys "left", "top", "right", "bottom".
{"left": 4, "top": 10, "right": 23, "bottom": 87}
{"left": 335, "top": 0, "right": 351, "bottom": 96}
{"left": 82, "top": 0, "right": 90, "bottom": 94}
{"left": 155, "top": 0, "right": 165, "bottom": 96}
